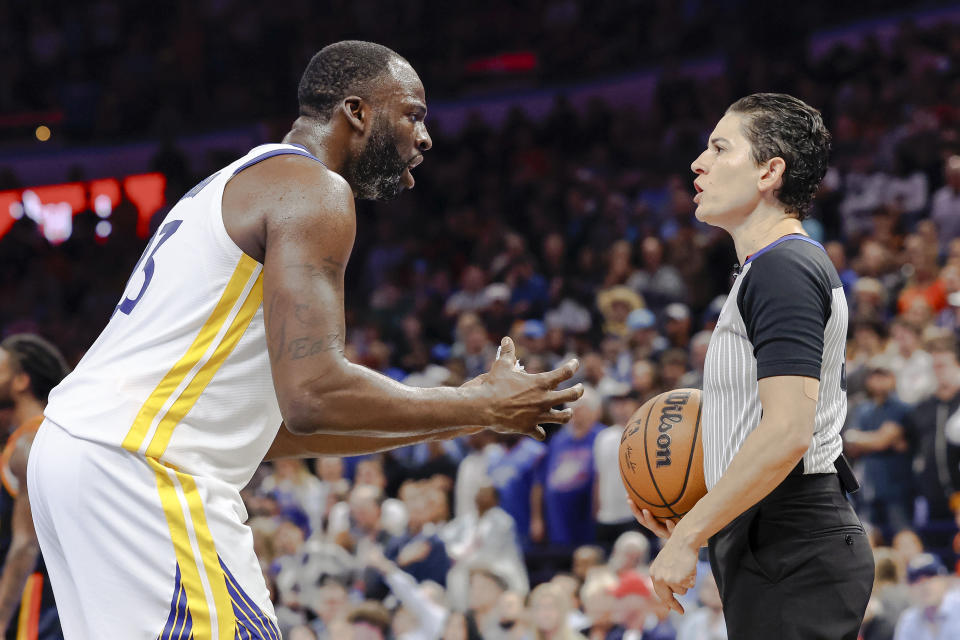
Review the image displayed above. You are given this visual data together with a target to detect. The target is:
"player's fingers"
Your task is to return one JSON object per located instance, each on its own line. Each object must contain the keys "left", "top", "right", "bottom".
{"left": 527, "top": 425, "right": 546, "bottom": 441}
{"left": 544, "top": 383, "right": 584, "bottom": 406}
{"left": 539, "top": 408, "right": 573, "bottom": 424}
{"left": 665, "top": 519, "right": 677, "bottom": 534}
{"left": 536, "top": 358, "right": 580, "bottom": 388}
{"left": 495, "top": 337, "right": 517, "bottom": 366}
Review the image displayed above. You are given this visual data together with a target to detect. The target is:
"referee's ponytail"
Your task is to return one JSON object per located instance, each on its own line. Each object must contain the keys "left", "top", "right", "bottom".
{"left": 1, "top": 334, "right": 70, "bottom": 402}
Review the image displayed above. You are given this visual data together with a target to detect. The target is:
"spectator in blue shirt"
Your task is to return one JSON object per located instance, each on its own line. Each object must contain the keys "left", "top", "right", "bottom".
{"left": 532, "top": 385, "right": 604, "bottom": 547}
{"left": 844, "top": 356, "right": 914, "bottom": 533}
{"left": 488, "top": 433, "right": 547, "bottom": 550}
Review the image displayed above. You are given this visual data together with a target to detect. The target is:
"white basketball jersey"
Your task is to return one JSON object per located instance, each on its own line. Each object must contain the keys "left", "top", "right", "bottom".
{"left": 45, "top": 143, "right": 323, "bottom": 490}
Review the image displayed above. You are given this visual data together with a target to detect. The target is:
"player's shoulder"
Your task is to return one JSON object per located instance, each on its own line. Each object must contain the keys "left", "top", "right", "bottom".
{"left": 229, "top": 149, "right": 353, "bottom": 213}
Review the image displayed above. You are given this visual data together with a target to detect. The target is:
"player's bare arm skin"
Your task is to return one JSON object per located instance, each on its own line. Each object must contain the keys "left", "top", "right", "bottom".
{"left": 265, "top": 422, "right": 484, "bottom": 459}
{"left": 223, "top": 156, "right": 582, "bottom": 439}
{"left": 0, "top": 434, "right": 39, "bottom": 633}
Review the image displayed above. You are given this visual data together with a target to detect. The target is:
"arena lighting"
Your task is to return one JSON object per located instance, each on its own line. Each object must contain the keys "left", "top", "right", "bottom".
{"left": 465, "top": 51, "right": 538, "bottom": 73}
{"left": 0, "top": 172, "right": 166, "bottom": 244}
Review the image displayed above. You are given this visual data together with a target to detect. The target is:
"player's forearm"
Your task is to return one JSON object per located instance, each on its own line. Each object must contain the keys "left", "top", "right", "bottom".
{"left": 672, "top": 414, "right": 810, "bottom": 550}
{"left": 265, "top": 422, "right": 483, "bottom": 459}
{"left": 0, "top": 538, "right": 39, "bottom": 631}
{"left": 283, "top": 360, "right": 493, "bottom": 436}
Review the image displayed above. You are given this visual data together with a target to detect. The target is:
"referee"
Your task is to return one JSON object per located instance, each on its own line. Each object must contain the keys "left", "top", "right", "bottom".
{"left": 631, "top": 93, "right": 874, "bottom": 639}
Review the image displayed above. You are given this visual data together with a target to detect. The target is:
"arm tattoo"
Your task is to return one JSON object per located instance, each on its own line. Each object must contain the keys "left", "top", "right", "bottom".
{"left": 286, "top": 332, "right": 344, "bottom": 360}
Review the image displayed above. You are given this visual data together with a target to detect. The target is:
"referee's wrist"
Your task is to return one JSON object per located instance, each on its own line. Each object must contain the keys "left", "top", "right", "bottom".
{"left": 673, "top": 518, "right": 706, "bottom": 550}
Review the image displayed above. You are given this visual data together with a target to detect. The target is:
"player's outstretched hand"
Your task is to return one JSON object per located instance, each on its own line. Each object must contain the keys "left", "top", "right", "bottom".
{"left": 627, "top": 498, "right": 677, "bottom": 540}
{"left": 479, "top": 337, "right": 582, "bottom": 441}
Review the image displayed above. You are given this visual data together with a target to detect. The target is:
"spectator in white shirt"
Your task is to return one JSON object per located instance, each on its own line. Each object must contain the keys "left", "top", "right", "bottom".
{"left": 893, "top": 553, "right": 960, "bottom": 640}
{"left": 593, "top": 391, "right": 641, "bottom": 549}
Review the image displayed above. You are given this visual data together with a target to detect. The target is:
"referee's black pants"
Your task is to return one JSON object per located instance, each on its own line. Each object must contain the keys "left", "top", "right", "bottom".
{"left": 708, "top": 473, "right": 875, "bottom": 640}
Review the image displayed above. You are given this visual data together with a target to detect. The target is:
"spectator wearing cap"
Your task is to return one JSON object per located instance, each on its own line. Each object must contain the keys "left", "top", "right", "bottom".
{"left": 662, "top": 303, "right": 692, "bottom": 350}
{"left": 593, "top": 392, "right": 641, "bottom": 549}
{"left": 611, "top": 571, "right": 654, "bottom": 640}
{"left": 844, "top": 355, "right": 914, "bottom": 533}
{"left": 902, "top": 336, "right": 960, "bottom": 522}
{"left": 483, "top": 283, "right": 515, "bottom": 338}
{"left": 893, "top": 553, "right": 960, "bottom": 640}
{"left": 626, "top": 308, "right": 667, "bottom": 362}
{"left": 532, "top": 386, "right": 605, "bottom": 546}
{"left": 520, "top": 319, "right": 549, "bottom": 356}
{"left": 597, "top": 286, "right": 644, "bottom": 338}
{"left": 581, "top": 573, "right": 625, "bottom": 640}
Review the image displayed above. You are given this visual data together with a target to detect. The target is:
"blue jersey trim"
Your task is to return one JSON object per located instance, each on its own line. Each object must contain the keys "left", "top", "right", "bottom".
{"left": 232, "top": 146, "right": 325, "bottom": 176}
{"left": 744, "top": 234, "right": 824, "bottom": 265}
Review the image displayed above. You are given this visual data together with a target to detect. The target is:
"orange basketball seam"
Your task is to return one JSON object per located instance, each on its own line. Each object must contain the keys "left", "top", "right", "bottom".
{"left": 642, "top": 397, "right": 683, "bottom": 518}
{"left": 620, "top": 399, "right": 670, "bottom": 507}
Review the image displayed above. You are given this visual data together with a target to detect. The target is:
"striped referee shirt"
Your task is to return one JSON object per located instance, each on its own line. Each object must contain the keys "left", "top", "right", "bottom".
{"left": 702, "top": 234, "right": 847, "bottom": 490}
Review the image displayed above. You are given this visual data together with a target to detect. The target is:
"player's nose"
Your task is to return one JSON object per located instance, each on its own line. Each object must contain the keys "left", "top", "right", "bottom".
{"left": 416, "top": 123, "right": 432, "bottom": 152}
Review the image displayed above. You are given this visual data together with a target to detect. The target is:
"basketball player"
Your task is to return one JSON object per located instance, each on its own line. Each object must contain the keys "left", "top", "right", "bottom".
{"left": 630, "top": 94, "right": 874, "bottom": 639}
{"left": 0, "top": 335, "right": 70, "bottom": 639}
{"left": 28, "top": 41, "right": 582, "bottom": 639}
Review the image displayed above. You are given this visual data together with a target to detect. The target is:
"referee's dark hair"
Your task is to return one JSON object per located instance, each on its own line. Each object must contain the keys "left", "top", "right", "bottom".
{"left": 0, "top": 334, "right": 70, "bottom": 402}
{"left": 727, "top": 93, "right": 832, "bottom": 220}
{"left": 298, "top": 41, "right": 407, "bottom": 122}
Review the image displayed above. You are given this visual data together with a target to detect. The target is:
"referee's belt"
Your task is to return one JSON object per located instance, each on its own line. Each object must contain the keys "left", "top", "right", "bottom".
{"left": 787, "top": 454, "right": 860, "bottom": 494}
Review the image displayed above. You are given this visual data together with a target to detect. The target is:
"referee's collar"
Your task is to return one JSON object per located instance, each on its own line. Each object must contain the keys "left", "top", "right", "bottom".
{"left": 743, "top": 233, "right": 824, "bottom": 265}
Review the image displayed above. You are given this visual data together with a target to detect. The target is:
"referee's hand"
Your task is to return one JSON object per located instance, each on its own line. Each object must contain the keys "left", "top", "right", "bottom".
{"left": 626, "top": 498, "right": 677, "bottom": 539}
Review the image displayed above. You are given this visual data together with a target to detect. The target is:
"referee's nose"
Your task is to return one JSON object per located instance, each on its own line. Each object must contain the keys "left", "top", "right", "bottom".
{"left": 691, "top": 149, "right": 709, "bottom": 175}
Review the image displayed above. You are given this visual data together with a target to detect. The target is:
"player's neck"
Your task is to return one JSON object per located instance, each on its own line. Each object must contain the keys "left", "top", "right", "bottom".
{"left": 282, "top": 117, "right": 345, "bottom": 174}
{"left": 12, "top": 396, "right": 44, "bottom": 428}
{"left": 728, "top": 204, "right": 805, "bottom": 264}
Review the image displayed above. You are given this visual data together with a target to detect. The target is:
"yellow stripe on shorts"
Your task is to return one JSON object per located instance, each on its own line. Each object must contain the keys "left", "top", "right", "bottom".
{"left": 145, "top": 272, "right": 263, "bottom": 459}
{"left": 121, "top": 255, "right": 259, "bottom": 454}
{"left": 150, "top": 458, "right": 236, "bottom": 640}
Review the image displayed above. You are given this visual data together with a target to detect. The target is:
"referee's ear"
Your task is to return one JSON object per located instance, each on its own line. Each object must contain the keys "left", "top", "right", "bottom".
{"left": 757, "top": 157, "right": 786, "bottom": 197}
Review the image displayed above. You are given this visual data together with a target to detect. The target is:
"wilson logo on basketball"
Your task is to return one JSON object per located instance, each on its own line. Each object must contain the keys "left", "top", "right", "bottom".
{"left": 655, "top": 390, "right": 691, "bottom": 468}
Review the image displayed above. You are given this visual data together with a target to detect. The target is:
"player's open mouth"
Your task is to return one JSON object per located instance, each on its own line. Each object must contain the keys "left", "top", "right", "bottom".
{"left": 693, "top": 181, "right": 703, "bottom": 203}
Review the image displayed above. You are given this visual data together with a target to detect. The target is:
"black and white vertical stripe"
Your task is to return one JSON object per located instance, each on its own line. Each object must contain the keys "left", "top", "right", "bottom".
{"left": 702, "top": 257, "right": 847, "bottom": 490}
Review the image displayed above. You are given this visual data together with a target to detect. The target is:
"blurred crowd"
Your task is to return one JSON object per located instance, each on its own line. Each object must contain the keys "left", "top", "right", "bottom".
{"left": 1, "top": 0, "right": 957, "bottom": 143}
{"left": 5, "top": 4, "right": 960, "bottom": 640}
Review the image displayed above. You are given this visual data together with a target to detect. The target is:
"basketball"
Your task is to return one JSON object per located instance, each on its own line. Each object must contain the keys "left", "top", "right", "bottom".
{"left": 618, "top": 388, "right": 706, "bottom": 520}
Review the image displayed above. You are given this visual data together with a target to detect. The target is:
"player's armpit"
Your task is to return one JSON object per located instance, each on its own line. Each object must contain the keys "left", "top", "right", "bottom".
{"left": 263, "top": 422, "right": 484, "bottom": 460}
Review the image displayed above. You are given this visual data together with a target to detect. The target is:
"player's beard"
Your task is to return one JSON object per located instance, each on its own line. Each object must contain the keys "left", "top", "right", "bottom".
{"left": 343, "top": 116, "right": 409, "bottom": 202}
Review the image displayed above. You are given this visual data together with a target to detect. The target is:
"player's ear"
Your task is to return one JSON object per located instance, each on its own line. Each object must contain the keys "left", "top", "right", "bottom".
{"left": 758, "top": 156, "right": 786, "bottom": 195}
{"left": 341, "top": 96, "right": 368, "bottom": 134}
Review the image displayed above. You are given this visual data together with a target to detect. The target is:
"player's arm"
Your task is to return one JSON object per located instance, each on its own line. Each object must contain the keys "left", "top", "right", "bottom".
{"left": 0, "top": 435, "right": 40, "bottom": 633}
{"left": 264, "top": 422, "right": 484, "bottom": 459}
{"left": 261, "top": 164, "right": 581, "bottom": 438}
